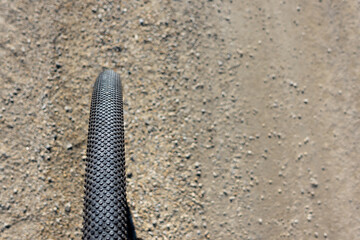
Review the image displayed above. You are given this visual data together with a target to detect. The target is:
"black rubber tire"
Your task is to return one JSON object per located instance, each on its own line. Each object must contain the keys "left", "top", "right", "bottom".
{"left": 83, "top": 70, "right": 134, "bottom": 240}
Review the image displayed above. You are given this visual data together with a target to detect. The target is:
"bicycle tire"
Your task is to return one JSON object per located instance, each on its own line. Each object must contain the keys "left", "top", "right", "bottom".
{"left": 82, "top": 70, "right": 135, "bottom": 240}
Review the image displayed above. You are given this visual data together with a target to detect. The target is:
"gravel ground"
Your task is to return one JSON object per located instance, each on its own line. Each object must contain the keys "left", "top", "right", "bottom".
{"left": 1, "top": 0, "right": 359, "bottom": 239}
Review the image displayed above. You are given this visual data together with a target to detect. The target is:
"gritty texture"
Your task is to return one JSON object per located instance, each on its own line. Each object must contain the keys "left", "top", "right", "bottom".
{"left": 0, "top": 0, "right": 359, "bottom": 239}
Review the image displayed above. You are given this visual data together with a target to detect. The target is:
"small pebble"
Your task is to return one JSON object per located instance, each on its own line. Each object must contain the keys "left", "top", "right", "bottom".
{"left": 194, "top": 161, "right": 200, "bottom": 168}
{"left": 66, "top": 143, "right": 73, "bottom": 150}
{"left": 310, "top": 178, "right": 319, "bottom": 188}
{"left": 45, "top": 144, "right": 52, "bottom": 152}
{"left": 65, "top": 106, "right": 72, "bottom": 113}
{"left": 65, "top": 202, "right": 71, "bottom": 213}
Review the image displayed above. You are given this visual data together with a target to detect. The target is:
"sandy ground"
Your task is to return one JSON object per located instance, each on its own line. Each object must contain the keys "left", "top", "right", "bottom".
{"left": 0, "top": 0, "right": 359, "bottom": 239}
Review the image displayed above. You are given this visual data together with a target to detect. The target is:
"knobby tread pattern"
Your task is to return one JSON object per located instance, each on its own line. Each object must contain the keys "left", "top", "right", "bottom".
{"left": 83, "top": 70, "right": 128, "bottom": 239}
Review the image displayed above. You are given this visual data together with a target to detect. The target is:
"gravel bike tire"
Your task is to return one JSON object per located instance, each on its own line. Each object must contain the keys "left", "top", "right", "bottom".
{"left": 83, "top": 70, "right": 136, "bottom": 240}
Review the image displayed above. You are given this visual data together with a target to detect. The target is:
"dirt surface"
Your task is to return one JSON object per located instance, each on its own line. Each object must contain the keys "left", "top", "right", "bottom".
{"left": 0, "top": 0, "right": 359, "bottom": 239}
